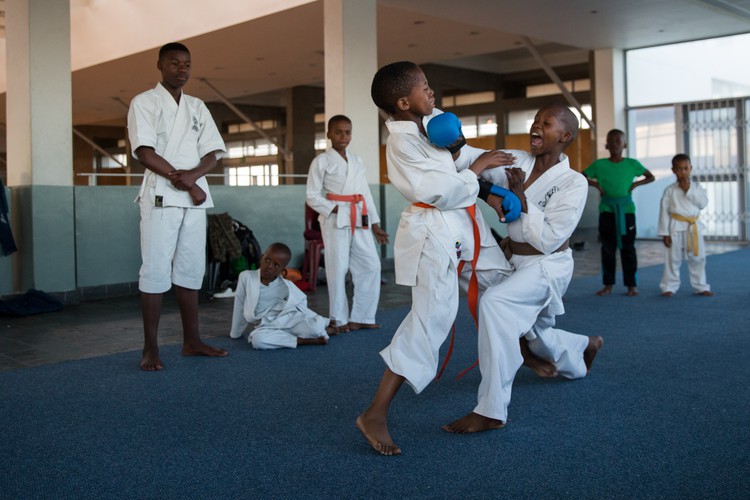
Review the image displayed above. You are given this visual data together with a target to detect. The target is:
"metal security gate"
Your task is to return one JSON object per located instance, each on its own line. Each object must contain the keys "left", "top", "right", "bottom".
{"left": 682, "top": 98, "right": 748, "bottom": 240}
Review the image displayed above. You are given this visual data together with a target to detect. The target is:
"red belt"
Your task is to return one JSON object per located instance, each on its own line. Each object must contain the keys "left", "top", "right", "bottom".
{"left": 327, "top": 193, "right": 368, "bottom": 235}
{"left": 413, "top": 202, "right": 480, "bottom": 380}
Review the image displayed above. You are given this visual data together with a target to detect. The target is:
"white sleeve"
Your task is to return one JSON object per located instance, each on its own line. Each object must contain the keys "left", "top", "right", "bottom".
{"left": 229, "top": 272, "right": 251, "bottom": 339}
{"left": 305, "top": 156, "right": 336, "bottom": 216}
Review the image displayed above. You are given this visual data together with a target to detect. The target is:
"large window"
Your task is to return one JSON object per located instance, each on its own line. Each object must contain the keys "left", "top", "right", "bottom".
{"left": 225, "top": 165, "right": 279, "bottom": 187}
{"left": 627, "top": 33, "right": 750, "bottom": 107}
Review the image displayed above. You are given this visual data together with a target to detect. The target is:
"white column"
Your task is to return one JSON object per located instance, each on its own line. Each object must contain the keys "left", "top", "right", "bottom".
{"left": 592, "top": 48, "right": 626, "bottom": 156}
{"left": 6, "top": 0, "right": 76, "bottom": 294}
{"left": 323, "top": 0, "right": 379, "bottom": 184}
{"left": 7, "top": 0, "right": 73, "bottom": 187}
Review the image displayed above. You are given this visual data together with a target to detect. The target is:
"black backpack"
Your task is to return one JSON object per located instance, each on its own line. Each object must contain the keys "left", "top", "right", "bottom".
{"left": 233, "top": 219, "right": 262, "bottom": 271}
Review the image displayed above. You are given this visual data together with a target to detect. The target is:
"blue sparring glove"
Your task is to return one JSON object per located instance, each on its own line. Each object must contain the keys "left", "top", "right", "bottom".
{"left": 489, "top": 184, "right": 522, "bottom": 223}
{"left": 426, "top": 112, "right": 466, "bottom": 153}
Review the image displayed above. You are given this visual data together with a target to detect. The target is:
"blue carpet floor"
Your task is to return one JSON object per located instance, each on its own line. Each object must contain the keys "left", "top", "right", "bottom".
{"left": 2, "top": 249, "right": 749, "bottom": 499}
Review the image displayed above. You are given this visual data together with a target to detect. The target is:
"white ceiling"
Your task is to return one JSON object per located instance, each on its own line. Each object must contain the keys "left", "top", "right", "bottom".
{"left": 2, "top": 0, "right": 750, "bottom": 126}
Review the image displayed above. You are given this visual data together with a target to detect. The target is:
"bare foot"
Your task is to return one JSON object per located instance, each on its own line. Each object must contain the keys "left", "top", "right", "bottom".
{"left": 298, "top": 337, "right": 328, "bottom": 346}
{"left": 348, "top": 322, "right": 381, "bottom": 331}
{"left": 181, "top": 341, "right": 228, "bottom": 357}
{"left": 662, "top": 291, "right": 674, "bottom": 297}
{"left": 584, "top": 336, "right": 604, "bottom": 373}
{"left": 356, "top": 411, "right": 401, "bottom": 456}
{"left": 329, "top": 321, "right": 350, "bottom": 334}
{"left": 523, "top": 353, "right": 558, "bottom": 378}
{"left": 596, "top": 285, "right": 613, "bottom": 296}
{"left": 140, "top": 349, "right": 164, "bottom": 371}
{"left": 626, "top": 287, "right": 639, "bottom": 296}
{"left": 326, "top": 325, "right": 339, "bottom": 336}
{"left": 442, "top": 412, "right": 505, "bottom": 434}
{"left": 696, "top": 290, "right": 714, "bottom": 296}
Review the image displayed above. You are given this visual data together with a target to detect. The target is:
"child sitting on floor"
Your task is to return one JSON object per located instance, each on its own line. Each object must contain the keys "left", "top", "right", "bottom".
{"left": 229, "top": 242, "right": 335, "bottom": 349}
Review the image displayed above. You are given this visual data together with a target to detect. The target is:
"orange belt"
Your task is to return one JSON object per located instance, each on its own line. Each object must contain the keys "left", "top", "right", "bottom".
{"left": 413, "top": 202, "right": 480, "bottom": 380}
{"left": 327, "top": 193, "right": 368, "bottom": 235}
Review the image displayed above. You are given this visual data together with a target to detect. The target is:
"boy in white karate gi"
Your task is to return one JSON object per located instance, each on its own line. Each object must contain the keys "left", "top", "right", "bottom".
{"left": 128, "top": 42, "right": 228, "bottom": 371}
{"left": 443, "top": 104, "right": 604, "bottom": 434}
{"left": 658, "top": 154, "right": 713, "bottom": 297}
{"left": 306, "top": 115, "right": 389, "bottom": 333}
{"left": 229, "top": 243, "right": 334, "bottom": 349}
{"left": 356, "top": 61, "right": 516, "bottom": 456}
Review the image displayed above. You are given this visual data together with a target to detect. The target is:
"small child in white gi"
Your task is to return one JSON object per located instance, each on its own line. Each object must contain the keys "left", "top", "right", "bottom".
{"left": 658, "top": 154, "right": 713, "bottom": 297}
{"left": 229, "top": 242, "right": 334, "bottom": 349}
{"left": 306, "top": 115, "right": 389, "bottom": 333}
{"left": 356, "top": 61, "right": 515, "bottom": 456}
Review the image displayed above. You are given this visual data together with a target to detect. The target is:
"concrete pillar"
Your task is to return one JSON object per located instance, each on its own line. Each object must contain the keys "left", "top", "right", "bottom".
{"left": 323, "top": 0, "right": 379, "bottom": 185}
{"left": 6, "top": 0, "right": 76, "bottom": 294}
{"left": 592, "top": 48, "right": 626, "bottom": 156}
{"left": 287, "top": 86, "right": 322, "bottom": 181}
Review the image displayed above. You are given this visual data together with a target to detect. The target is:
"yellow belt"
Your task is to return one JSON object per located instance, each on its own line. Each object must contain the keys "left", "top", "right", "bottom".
{"left": 671, "top": 213, "right": 699, "bottom": 256}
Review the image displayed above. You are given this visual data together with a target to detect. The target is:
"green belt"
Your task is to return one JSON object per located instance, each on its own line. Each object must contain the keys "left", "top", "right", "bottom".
{"left": 602, "top": 195, "right": 632, "bottom": 249}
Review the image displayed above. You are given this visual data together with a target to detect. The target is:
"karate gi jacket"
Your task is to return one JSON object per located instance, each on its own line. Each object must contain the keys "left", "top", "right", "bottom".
{"left": 128, "top": 83, "right": 226, "bottom": 208}
{"left": 306, "top": 148, "right": 381, "bottom": 229}
{"left": 385, "top": 112, "right": 499, "bottom": 287}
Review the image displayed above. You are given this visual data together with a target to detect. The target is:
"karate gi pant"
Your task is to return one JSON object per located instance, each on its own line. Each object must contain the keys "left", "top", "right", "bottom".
{"left": 474, "top": 252, "right": 589, "bottom": 422}
{"left": 659, "top": 229, "right": 710, "bottom": 294}
{"left": 380, "top": 239, "right": 510, "bottom": 394}
{"left": 321, "top": 216, "right": 381, "bottom": 326}
{"left": 250, "top": 312, "right": 329, "bottom": 350}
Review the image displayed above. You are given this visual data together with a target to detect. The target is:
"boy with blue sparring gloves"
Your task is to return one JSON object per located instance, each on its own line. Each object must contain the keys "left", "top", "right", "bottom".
{"left": 426, "top": 112, "right": 522, "bottom": 224}
{"left": 439, "top": 104, "right": 604, "bottom": 435}
{"left": 355, "top": 61, "right": 557, "bottom": 456}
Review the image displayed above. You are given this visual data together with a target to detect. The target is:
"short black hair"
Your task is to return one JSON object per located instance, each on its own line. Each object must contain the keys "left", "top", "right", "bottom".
{"left": 371, "top": 61, "right": 421, "bottom": 115}
{"left": 540, "top": 103, "right": 579, "bottom": 146}
{"left": 672, "top": 153, "right": 691, "bottom": 165}
{"left": 606, "top": 129, "right": 625, "bottom": 140}
{"left": 267, "top": 242, "right": 292, "bottom": 263}
{"left": 159, "top": 42, "right": 190, "bottom": 60}
{"left": 327, "top": 115, "right": 351, "bottom": 131}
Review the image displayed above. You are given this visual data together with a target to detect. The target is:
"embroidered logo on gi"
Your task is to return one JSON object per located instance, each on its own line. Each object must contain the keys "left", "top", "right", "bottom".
{"left": 455, "top": 240, "right": 462, "bottom": 259}
{"left": 538, "top": 186, "right": 559, "bottom": 208}
{"left": 191, "top": 116, "right": 200, "bottom": 132}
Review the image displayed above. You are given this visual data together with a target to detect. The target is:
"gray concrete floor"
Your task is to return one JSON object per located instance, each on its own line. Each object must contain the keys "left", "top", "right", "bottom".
{"left": 0, "top": 230, "right": 745, "bottom": 372}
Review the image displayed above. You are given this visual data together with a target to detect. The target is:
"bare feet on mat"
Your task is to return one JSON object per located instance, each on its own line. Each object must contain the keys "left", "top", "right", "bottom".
{"left": 595, "top": 285, "right": 613, "bottom": 296}
{"left": 524, "top": 355, "right": 558, "bottom": 378}
{"left": 442, "top": 412, "right": 505, "bottom": 434}
{"left": 140, "top": 349, "right": 164, "bottom": 371}
{"left": 326, "top": 325, "right": 339, "bottom": 336}
{"left": 520, "top": 338, "right": 557, "bottom": 377}
{"left": 328, "top": 322, "right": 349, "bottom": 335}
{"left": 347, "top": 322, "right": 381, "bottom": 331}
{"left": 626, "top": 286, "right": 639, "bottom": 296}
{"left": 356, "top": 411, "right": 401, "bottom": 456}
{"left": 584, "top": 336, "right": 604, "bottom": 373}
{"left": 297, "top": 337, "right": 328, "bottom": 346}
{"left": 181, "top": 341, "right": 228, "bottom": 357}
{"left": 696, "top": 290, "right": 714, "bottom": 296}
{"left": 661, "top": 291, "right": 673, "bottom": 297}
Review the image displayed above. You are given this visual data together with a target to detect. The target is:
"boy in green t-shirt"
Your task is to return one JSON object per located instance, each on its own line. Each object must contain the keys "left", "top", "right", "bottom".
{"left": 584, "top": 129, "right": 654, "bottom": 296}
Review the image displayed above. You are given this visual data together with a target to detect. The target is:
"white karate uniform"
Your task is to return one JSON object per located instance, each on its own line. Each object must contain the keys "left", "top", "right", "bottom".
{"left": 379, "top": 113, "right": 512, "bottom": 394}
{"left": 128, "top": 83, "right": 226, "bottom": 293}
{"left": 658, "top": 181, "right": 711, "bottom": 294}
{"left": 306, "top": 148, "right": 382, "bottom": 326}
{"left": 475, "top": 152, "right": 590, "bottom": 422}
{"left": 229, "top": 270, "right": 329, "bottom": 349}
